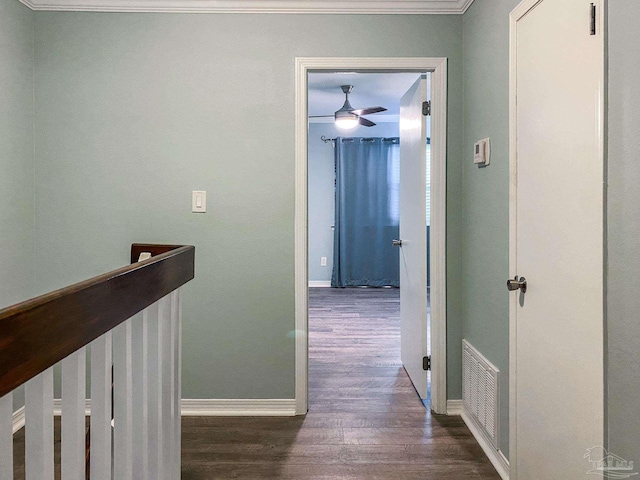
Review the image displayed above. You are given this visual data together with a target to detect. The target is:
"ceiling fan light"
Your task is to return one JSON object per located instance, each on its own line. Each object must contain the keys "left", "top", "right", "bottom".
{"left": 335, "top": 112, "right": 358, "bottom": 130}
{"left": 335, "top": 117, "right": 358, "bottom": 129}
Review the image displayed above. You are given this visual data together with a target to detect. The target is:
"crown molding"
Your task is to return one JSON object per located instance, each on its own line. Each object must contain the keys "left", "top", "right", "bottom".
{"left": 18, "top": 0, "right": 475, "bottom": 14}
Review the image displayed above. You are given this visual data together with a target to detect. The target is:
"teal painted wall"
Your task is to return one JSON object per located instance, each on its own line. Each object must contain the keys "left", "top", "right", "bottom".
{"left": 0, "top": 0, "right": 34, "bottom": 310}
{"left": 461, "top": 0, "right": 519, "bottom": 458}
{"left": 32, "top": 12, "right": 464, "bottom": 400}
{"left": 606, "top": 0, "right": 640, "bottom": 463}
{"left": 308, "top": 121, "right": 400, "bottom": 284}
{"left": 0, "top": 0, "right": 34, "bottom": 411}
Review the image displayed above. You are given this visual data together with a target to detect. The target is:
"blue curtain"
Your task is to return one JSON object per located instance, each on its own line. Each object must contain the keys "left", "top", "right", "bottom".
{"left": 331, "top": 137, "right": 400, "bottom": 287}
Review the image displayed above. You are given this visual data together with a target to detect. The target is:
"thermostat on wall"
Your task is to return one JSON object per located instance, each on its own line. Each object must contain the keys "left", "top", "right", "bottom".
{"left": 474, "top": 138, "right": 490, "bottom": 167}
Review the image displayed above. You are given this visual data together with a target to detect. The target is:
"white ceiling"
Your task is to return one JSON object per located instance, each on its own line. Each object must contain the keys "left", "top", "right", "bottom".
{"left": 18, "top": 0, "right": 475, "bottom": 14}
{"left": 308, "top": 72, "right": 423, "bottom": 118}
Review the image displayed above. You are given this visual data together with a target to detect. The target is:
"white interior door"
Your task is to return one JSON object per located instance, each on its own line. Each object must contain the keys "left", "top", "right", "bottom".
{"left": 399, "top": 77, "right": 428, "bottom": 399}
{"left": 510, "top": 0, "right": 604, "bottom": 477}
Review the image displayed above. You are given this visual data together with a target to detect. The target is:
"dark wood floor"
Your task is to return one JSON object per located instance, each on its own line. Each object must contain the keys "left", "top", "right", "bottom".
{"left": 181, "top": 288, "right": 501, "bottom": 479}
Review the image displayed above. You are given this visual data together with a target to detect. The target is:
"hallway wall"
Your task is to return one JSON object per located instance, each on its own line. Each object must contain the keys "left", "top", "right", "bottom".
{"left": 0, "top": 0, "right": 35, "bottom": 412}
{"left": 606, "top": 0, "right": 640, "bottom": 463}
{"left": 32, "top": 12, "right": 464, "bottom": 400}
{"left": 0, "top": 0, "right": 35, "bottom": 310}
{"left": 461, "top": 0, "right": 519, "bottom": 459}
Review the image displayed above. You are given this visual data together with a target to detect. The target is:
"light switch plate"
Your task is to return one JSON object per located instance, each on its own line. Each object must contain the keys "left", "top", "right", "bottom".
{"left": 192, "top": 191, "right": 206, "bottom": 213}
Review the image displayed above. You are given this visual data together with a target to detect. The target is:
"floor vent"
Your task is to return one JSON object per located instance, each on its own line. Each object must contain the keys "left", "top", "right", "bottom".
{"left": 462, "top": 339, "right": 499, "bottom": 449}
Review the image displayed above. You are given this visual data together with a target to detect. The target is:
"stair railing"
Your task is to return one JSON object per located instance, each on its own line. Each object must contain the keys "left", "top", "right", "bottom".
{"left": 0, "top": 244, "right": 195, "bottom": 480}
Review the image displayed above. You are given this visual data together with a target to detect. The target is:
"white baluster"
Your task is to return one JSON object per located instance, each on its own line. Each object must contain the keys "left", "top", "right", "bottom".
{"left": 159, "top": 294, "right": 173, "bottom": 479}
{"left": 132, "top": 310, "right": 149, "bottom": 480}
{"left": 171, "top": 288, "right": 182, "bottom": 478}
{"left": 90, "top": 332, "right": 112, "bottom": 480}
{"left": 25, "top": 368, "right": 54, "bottom": 480}
{"left": 0, "top": 393, "right": 13, "bottom": 480}
{"left": 62, "top": 347, "right": 87, "bottom": 480}
{"left": 113, "top": 319, "right": 133, "bottom": 480}
{"left": 178, "top": 289, "right": 183, "bottom": 476}
{"left": 146, "top": 301, "right": 162, "bottom": 479}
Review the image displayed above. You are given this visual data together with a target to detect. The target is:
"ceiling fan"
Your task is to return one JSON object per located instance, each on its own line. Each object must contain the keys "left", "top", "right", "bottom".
{"left": 310, "top": 85, "right": 387, "bottom": 129}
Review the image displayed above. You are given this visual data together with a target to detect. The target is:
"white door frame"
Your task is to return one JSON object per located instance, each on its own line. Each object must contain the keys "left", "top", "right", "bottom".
{"left": 508, "top": 1, "right": 606, "bottom": 476}
{"left": 294, "top": 57, "right": 448, "bottom": 415}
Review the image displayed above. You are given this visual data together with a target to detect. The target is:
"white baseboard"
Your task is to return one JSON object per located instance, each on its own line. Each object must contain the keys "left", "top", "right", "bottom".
{"left": 308, "top": 281, "right": 331, "bottom": 288}
{"left": 13, "top": 400, "right": 92, "bottom": 432}
{"left": 13, "top": 406, "right": 25, "bottom": 433}
{"left": 12, "top": 398, "right": 296, "bottom": 433}
{"left": 181, "top": 399, "right": 297, "bottom": 416}
{"left": 460, "top": 405, "right": 509, "bottom": 480}
{"left": 446, "top": 399, "right": 463, "bottom": 415}
{"left": 52, "top": 399, "right": 92, "bottom": 416}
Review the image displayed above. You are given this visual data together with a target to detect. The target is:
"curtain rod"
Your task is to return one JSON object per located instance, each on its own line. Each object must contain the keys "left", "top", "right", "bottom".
{"left": 320, "top": 135, "right": 401, "bottom": 145}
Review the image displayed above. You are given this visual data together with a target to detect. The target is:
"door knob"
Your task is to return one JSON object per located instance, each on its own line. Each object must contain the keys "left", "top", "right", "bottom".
{"left": 392, "top": 239, "right": 403, "bottom": 247}
{"left": 507, "top": 276, "right": 527, "bottom": 293}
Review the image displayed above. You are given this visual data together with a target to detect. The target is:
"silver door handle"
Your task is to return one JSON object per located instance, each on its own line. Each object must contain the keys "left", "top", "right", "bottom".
{"left": 392, "top": 239, "right": 402, "bottom": 247}
{"left": 507, "top": 276, "right": 527, "bottom": 293}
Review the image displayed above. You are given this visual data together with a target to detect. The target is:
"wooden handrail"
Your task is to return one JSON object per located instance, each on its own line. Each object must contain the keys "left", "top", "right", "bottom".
{"left": 0, "top": 244, "right": 195, "bottom": 398}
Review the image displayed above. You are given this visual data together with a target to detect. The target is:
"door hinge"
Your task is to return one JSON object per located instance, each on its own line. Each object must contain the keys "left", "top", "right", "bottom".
{"left": 590, "top": 3, "right": 596, "bottom": 35}
{"left": 422, "top": 100, "right": 431, "bottom": 116}
{"left": 423, "top": 355, "right": 431, "bottom": 371}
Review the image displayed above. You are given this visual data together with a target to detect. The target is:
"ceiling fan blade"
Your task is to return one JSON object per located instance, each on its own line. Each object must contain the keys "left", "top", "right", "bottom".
{"left": 351, "top": 106, "right": 387, "bottom": 116}
{"left": 308, "top": 115, "right": 335, "bottom": 118}
{"left": 359, "top": 117, "right": 376, "bottom": 127}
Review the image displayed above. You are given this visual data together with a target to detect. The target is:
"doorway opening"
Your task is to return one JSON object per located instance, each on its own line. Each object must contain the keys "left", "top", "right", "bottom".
{"left": 307, "top": 71, "right": 429, "bottom": 412}
{"left": 294, "top": 57, "right": 448, "bottom": 416}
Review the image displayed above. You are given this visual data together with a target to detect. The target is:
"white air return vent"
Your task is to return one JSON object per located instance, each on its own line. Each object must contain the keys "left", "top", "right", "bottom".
{"left": 462, "top": 339, "right": 499, "bottom": 449}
